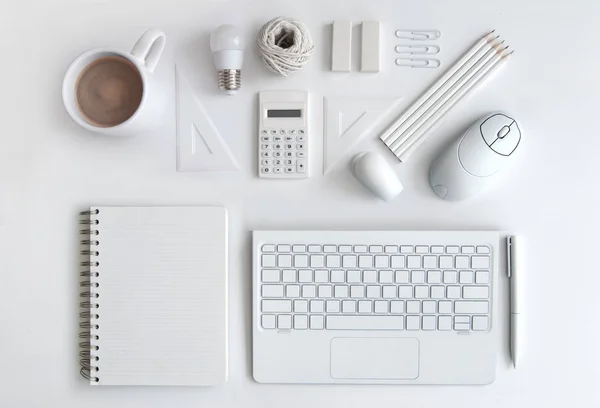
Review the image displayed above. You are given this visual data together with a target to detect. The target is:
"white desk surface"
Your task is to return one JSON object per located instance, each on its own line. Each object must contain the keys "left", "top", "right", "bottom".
{"left": 1, "top": 0, "right": 599, "bottom": 406}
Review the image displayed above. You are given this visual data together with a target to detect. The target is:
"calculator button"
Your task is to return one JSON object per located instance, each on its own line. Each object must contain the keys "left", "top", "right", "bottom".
{"left": 261, "top": 143, "right": 271, "bottom": 150}
{"left": 262, "top": 129, "right": 268, "bottom": 135}
{"left": 297, "top": 144, "right": 306, "bottom": 150}
{"left": 273, "top": 159, "right": 283, "bottom": 166}
{"left": 297, "top": 159, "right": 307, "bottom": 173}
{"left": 261, "top": 151, "right": 272, "bottom": 158}
{"left": 274, "top": 167, "right": 284, "bottom": 174}
{"left": 285, "top": 136, "right": 294, "bottom": 142}
{"left": 297, "top": 151, "right": 306, "bottom": 158}
{"left": 285, "top": 159, "right": 295, "bottom": 166}
{"left": 273, "top": 136, "right": 283, "bottom": 142}
{"left": 280, "top": 129, "right": 287, "bottom": 134}
{"left": 285, "top": 143, "right": 294, "bottom": 150}
{"left": 285, "top": 152, "right": 294, "bottom": 158}
{"left": 270, "top": 129, "right": 277, "bottom": 135}
{"left": 261, "top": 136, "right": 271, "bottom": 142}
{"left": 261, "top": 159, "right": 271, "bottom": 166}
{"left": 290, "top": 129, "right": 297, "bottom": 135}
{"left": 273, "top": 151, "right": 282, "bottom": 158}
{"left": 299, "top": 129, "right": 305, "bottom": 134}
{"left": 285, "top": 167, "right": 295, "bottom": 173}
{"left": 296, "top": 135, "right": 306, "bottom": 142}
{"left": 274, "top": 144, "right": 282, "bottom": 150}
{"left": 261, "top": 167, "right": 271, "bottom": 174}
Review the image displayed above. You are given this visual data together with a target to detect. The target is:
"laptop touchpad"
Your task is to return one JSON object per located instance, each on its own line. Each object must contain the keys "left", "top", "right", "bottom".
{"left": 330, "top": 337, "right": 419, "bottom": 380}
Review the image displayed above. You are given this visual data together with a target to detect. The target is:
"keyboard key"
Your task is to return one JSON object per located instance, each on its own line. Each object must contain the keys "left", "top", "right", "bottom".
{"left": 447, "top": 286, "right": 461, "bottom": 299}
{"left": 358, "top": 300, "right": 372, "bottom": 313}
{"left": 455, "top": 256, "right": 468, "bottom": 269}
{"left": 294, "top": 254, "right": 308, "bottom": 268}
{"left": 323, "top": 245, "right": 337, "bottom": 253}
{"left": 446, "top": 246, "right": 459, "bottom": 254}
{"left": 431, "top": 246, "right": 444, "bottom": 254}
{"left": 359, "top": 255, "right": 373, "bottom": 268}
{"left": 415, "top": 245, "right": 428, "bottom": 254}
{"left": 262, "top": 284, "right": 284, "bottom": 297}
{"left": 411, "top": 270, "right": 425, "bottom": 283}
{"left": 298, "top": 269, "right": 313, "bottom": 283}
{"left": 339, "top": 245, "right": 352, "bottom": 253}
{"left": 262, "top": 299, "right": 292, "bottom": 313}
{"left": 342, "top": 255, "right": 358, "bottom": 268}
{"left": 422, "top": 316, "right": 436, "bottom": 330}
{"left": 476, "top": 246, "right": 490, "bottom": 254}
{"left": 262, "top": 254, "right": 276, "bottom": 267}
{"left": 461, "top": 246, "right": 475, "bottom": 254}
{"left": 292, "top": 245, "right": 306, "bottom": 253}
{"left": 286, "top": 285, "right": 301, "bottom": 298}
{"left": 379, "top": 270, "right": 394, "bottom": 283}
{"left": 391, "top": 255, "right": 405, "bottom": 268}
{"left": 331, "top": 270, "right": 345, "bottom": 283}
{"left": 326, "top": 255, "right": 341, "bottom": 268}
{"left": 326, "top": 315, "right": 404, "bottom": 330}
{"left": 385, "top": 245, "right": 398, "bottom": 253}
{"left": 423, "top": 255, "right": 437, "bottom": 269}
{"left": 438, "top": 301, "right": 452, "bottom": 314}
{"left": 438, "top": 316, "right": 452, "bottom": 330}
{"left": 363, "top": 270, "right": 377, "bottom": 283}
{"left": 398, "top": 286, "right": 413, "bottom": 298}
{"left": 262, "top": 314, "right": 276, "bottom": 329}
{"left": 261, "top": 269, "right": 280, "bottom": 282}
{"left": 350, "top": 285, "right": 365, "bottom": 298}
{"left": 439, "top": 256, "right": 453, "bottom": 269}
{"left": 310, "top": 315, "right": 325, "bottom": 330}
{"left": 278, "top": 314, "right": 292, "bottom": 329}
{"left": 472, "top": 256, "right": 490, "bottom": 269}
{"left": 282, "top": 269, "right": 296, "bottom": 282}
{"left": 310, "top": 299, "right": 324, "bottom": 313}
{"left": 454, "top": 301, "right": 489, "bottom": 314}
{"left": 423, "top": 300, "right": 436, "bottom": 314}
{"left": 454, "top": 316, "right": 470, "bottom": 331}
{"left": 374, "top": 300, "right": 388, "bottom": 313}
{"left": 427, "top": 270, "right": 442, "bottom": 283}
{"left": 370, "top": 245, "right": 383, "bottom": 253}
{"left": 415, "top": 286, "right": 429, "bottom": 299}
{"left": 342, "top": 300, "right": 356, "bottom": 313}
{"left": 294, "top": 315, "right": 308, "bottom": 329}
{"left": 463, "top": 286, "right": 489, "bottom": 299}
{"left": 354, "top": 245, "right": 368, "bottom": 253}
{"left": 382, "top": 286, "right": 397, "bottom": 298}
{"left": 407, "top": 255, "right": 421, "bottom": 268}
{"left": 375, "top": 255, "right": 389, "bottom": 268}
{"left": 443, "top": 270, "right": 458, "bottom": 283}
{"left": 262, "top": 244, "right": 275, "bottom": 252}
{"left": 314, "top": 269, "right": 329, "bottom": 283}
{"left": 390, "top": 300, "right": 404, "bottom": 313}
{"left": 472, "top": 316, "right": 489, "bottom": 331}
{"left": 308, "top": 245, "right": 321, "bottom": 253}
{"left": 302, "top": 285, "right": 316, "bottom": 298}
{"left": 334, "top": 285, "right": 349, "bottom": 298}
{"left": 406, "top": 300, "right": 420, "bottom": 314}
{"left": 318, "top": 285, "right": 332, "bottom": 298}
{"left": 459, "top": 270, "right": 474, "bottom": 284}
{"left": 475, "top": 271, "right": 490, "bottom": 284}
{"left": 310, "top": 255, "right": 325, "bottom": 268}
{"left": 366, "top": 285, "right": 381, "bottom": 298}
{"left": 347, "top": 270, "right": 361, "bottom": 283}
{"left": 294, "top": 299, "right": 308, "bottom": 313}
{"left": 278, "top": 254, "right": 292, "bottom": 267}
{"left": 406, "top": 316, "right": 420, "bottom": 330}
{"left": 326, "top": 300, "right": 340, "bottom": 313}
{"left": 395, "top": 270, "right": 410, "bottom": 283}
{"left": 400, "top": 245, "right": 414, "bottom": 253}
{"left": 431, "top": 285, "right": 445, "bottom": 299}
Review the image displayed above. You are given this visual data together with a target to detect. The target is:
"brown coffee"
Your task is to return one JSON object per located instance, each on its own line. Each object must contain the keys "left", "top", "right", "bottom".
{"left": 75, "top": 56, "right": 143, "bottom": 127}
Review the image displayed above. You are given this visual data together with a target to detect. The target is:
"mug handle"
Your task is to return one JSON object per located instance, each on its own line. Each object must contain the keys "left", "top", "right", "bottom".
{"left": 131, "top": 29, "right": 166, "bottom": 73}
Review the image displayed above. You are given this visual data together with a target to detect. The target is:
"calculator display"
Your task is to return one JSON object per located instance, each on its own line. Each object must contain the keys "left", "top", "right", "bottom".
{"left": 267, "top": 109, "right": 302, "bottom": 118}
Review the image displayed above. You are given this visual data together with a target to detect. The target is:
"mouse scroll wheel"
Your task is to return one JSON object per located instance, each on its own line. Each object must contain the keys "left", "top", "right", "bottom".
{"left": 497, "top": 126, "right": 511, "bottom": 139}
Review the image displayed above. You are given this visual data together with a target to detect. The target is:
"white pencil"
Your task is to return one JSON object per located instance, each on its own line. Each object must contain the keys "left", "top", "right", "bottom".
{"left": 395, "top": 50, "right": 513, "bottom": 161}
{"left": 388, "top": 43, "right": 506, "bottom": 153}
{"left": 380, "top": 31, "right": 498, "bottom": 145}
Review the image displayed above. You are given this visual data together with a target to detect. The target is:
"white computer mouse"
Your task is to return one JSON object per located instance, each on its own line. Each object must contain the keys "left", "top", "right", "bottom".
{"left": 352, "top": 152, "right": 403, "bottom": 201}
{"left": 429, "top": 112, "right": 522, "bottom": 201}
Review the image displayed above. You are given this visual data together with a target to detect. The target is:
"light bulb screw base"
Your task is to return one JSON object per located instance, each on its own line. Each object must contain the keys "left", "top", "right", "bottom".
{"left": 217, "top": 69, "right": 241, "bottom": 95}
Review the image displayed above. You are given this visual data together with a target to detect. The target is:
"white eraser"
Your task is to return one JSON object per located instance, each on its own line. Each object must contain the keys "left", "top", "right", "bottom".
{"left": 361, "top": 21, "right": 380, "bottom": 72}
{"left": 332, "top": 21, "right": 352, "bottom": 72}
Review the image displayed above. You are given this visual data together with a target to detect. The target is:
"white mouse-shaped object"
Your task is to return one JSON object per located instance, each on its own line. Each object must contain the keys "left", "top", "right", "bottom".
{"left": 352, "top": 152, "right": 403, "bottom": 201}
{"left": 429, "top": 112, "right": 522, "bottom": 201}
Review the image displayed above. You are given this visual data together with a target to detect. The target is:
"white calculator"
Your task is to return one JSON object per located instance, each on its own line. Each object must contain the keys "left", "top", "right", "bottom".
{"left": 258, "top": 91, "right": 309, "bottom": 179}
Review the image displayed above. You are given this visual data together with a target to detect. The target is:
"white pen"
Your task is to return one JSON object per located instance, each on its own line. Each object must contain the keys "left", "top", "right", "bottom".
{"left": 507, "top": 236, "right": 523, "bottom": 368}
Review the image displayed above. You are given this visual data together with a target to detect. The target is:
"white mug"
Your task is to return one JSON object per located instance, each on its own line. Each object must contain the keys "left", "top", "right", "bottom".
{"left": 62, "top": 29, "right": 167, "bottom": 136}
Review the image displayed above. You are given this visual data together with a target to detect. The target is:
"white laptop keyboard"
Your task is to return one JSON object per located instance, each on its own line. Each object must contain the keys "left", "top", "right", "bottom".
{"left": 257, "top": 240, "right": 493, "bottom": 332}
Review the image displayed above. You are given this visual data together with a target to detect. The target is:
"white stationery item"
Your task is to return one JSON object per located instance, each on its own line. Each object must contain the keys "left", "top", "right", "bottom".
{"left": 176, "top": 67, "right": 239, "bottom": 171}
{"left": 79, "top": 206, "right": 228, "bottom": 386}
{"left": 380, "top": 31, "right": 512, "bottom": 161}
{"left": 331, "top": 21, "right": 352, "bottom": 72}
{"left": 361, "top": 21, "right": 381, "bottom": 72}
{"left": 395, "top": 29, "right": 441, "bottom": 40}
{"left": 395, "top": 44, "right": 440, "bottom": 55}
{"left": 323, "top": 96, "right": 402, "bottom": 173}
{"left": 210, "top": 24, "right": 245, "bottom": 95}
{"left": 62, "top": 29, "right": 166, "bottom": 136}
{"left": 395, "top": 58, "right": 441, "bottom": 68}
{"left": 258, "top": 91, "right": 309, "bottom": 178}
{"left": 507, "top": 235, "right": 523, "bottom": 368}
{"left": 253, "top": 230, "right": 499, "bottom": 384}
{"left": 351, "top": 152, "right": 403, "bottom": 201}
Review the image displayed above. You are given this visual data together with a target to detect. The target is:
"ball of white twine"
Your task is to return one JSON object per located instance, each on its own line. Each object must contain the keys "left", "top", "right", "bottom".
{"left": 256, "top": 17, "right": 314, "bottom": 76}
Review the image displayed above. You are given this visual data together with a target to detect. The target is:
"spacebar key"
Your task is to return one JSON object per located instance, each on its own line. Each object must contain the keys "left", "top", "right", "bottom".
{"left": 326, "top": 316, "right": 404, "bottom": 330}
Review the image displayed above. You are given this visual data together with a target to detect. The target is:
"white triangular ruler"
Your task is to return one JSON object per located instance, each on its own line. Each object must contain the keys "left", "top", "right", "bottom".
{"left": 323, "top": 96, "right": 403, "bottom": 173}
{"left": 176, "top": 67, "right": 239, "bottom": 171}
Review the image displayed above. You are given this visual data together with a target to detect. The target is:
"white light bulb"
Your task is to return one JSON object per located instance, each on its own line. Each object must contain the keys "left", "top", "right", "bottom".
{"left": 210, "top": 25, "right": 244, "bottom": 95}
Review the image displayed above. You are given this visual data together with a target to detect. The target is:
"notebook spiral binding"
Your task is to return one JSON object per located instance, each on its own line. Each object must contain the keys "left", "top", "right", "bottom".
{"left": 79, "top": 209, "right": 100, "bottom": 382}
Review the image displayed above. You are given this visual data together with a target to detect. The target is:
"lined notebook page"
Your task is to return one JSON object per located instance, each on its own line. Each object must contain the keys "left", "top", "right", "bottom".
{"left": 90, "top": 207, "right": 227, "bottom": 386}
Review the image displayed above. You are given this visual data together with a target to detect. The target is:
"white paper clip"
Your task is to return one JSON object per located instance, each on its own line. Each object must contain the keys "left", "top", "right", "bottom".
{"left": 395, "top": 58, "right": 441, "bottom": 68}
{"left": 395, "top": 30, "right": 441, "bottom": 41}
{"left": 395, "top": 44, "right": 440, "bottom": 55}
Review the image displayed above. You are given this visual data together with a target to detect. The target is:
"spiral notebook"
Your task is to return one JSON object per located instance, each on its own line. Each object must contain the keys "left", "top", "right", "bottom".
{"left": 79, "top": 206, "right": 228, "bottom": 386}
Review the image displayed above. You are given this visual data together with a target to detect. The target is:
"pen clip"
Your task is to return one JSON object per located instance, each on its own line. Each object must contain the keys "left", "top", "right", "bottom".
{"left": 507, "top": 236, "right": 513, "bottom": 278}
